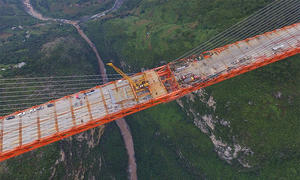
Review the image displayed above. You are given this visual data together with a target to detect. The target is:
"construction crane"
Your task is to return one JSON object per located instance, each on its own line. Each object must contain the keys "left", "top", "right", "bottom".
{"left": 107, "top": 63, "right": 149, "bottom": 92}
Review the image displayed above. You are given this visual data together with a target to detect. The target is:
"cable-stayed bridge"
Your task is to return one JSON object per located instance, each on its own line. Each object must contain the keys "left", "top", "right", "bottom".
{"left": 0, "top": 0, "right": 299, "bottom": 161}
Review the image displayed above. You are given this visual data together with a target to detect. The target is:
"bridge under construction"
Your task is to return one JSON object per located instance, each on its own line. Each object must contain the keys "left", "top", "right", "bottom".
{"left": 0, "top": 22, "right": 299, "bottom": 161}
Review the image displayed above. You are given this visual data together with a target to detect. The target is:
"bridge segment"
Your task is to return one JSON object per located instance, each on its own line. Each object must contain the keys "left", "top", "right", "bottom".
{"left": 0, "top": 23, "right": 299, "bottom": 161}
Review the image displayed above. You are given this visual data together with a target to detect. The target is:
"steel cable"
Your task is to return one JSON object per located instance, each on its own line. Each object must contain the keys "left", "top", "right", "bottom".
{"left": 181, "top": 0, "right": 297, "bottom": 58}
{"left": 0, "top": 78, "right": 113, "bottom": 85}
{"left": 176, "top": 0, "right": 299, "bottom": 59}
{"left": 186, "top": 4, "right": 299, "bottom": 58}
{"left": 175, "top": 0, "right": 286, "bottom": 60}
{"left": 188, "top": 4, "right": 300, "bottom": 57}
{"left": 0, "top": 73, "right": 136, "bottom": 81}
{"left": 188, "top": 1, "right": 300, "bottom": 56}
{"left": 0, "top": 86, "right": 96, "bottom": 95}
{"left": 0, "top": 76, "right": 125, "bottom": 86}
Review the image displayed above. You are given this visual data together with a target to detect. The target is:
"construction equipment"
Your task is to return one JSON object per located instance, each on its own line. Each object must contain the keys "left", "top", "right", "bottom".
{"left": 106, "top": 63, "right": 149, "bottom": 91}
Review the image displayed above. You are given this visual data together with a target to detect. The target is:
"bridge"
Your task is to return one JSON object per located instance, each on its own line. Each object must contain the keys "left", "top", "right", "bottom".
{"left": 1, "top": 0, "right": 300, "bottom": 161}
{"left": 0, "top": 22, "right": 299, "bottom": 161}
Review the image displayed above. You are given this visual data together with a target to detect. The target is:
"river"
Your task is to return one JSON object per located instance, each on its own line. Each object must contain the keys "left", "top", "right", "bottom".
{"left": 22, "top": 0, "right": 137, "bottom": 179}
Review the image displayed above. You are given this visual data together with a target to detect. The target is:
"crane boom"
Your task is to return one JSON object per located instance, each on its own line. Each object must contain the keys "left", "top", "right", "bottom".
{"left": 107, "top": 63, "right": 137, "bottom": 89}
{"left": 106, "top": 63, "right": 140, "bottom": 101}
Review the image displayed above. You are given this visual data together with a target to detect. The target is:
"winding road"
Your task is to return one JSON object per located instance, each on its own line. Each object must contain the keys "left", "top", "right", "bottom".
{"left": 22, "top": 0, "right": 137, "bottom": 179}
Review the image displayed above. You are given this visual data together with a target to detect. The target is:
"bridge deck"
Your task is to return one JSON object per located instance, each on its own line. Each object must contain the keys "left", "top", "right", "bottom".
{"left": 0, "top": 23, "right": 299, "bottom": 161}
{"left": 170, "top": 23, "right": 300, "bottom": 88}
{"left": 0, "top": 72, "right": 159, "bottom": 153}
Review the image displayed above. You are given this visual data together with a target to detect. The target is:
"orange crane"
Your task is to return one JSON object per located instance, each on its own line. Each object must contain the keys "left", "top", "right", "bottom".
{"left": 107, "top": 63, "right": 149, "bottom": 91}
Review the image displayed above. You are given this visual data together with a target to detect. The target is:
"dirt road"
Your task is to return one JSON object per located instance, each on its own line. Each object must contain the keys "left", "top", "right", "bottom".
{"left": 22, "top": 1, "right": 137, "bottom": 179}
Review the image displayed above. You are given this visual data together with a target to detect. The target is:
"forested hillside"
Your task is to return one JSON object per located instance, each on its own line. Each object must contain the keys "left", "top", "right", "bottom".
{"left": 31, "top": 0, "right": 115, "bottom": 19}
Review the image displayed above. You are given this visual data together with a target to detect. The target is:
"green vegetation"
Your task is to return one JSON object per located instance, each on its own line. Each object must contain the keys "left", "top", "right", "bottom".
{"left": 99, "top": 123, "right": 128, "bottom": 179}
{"left": 0, "top": 22, "right": 99, "bottom": 77}
{"left": 86, "top": 0, "right": 274, "bottom": 69}
{"left": 0, "top": 143, "right": 59, "bottom": 179}
{"left": 0, "top": 0, "right": 38, "bottom": 30}
{"left": 31, "top": 0, "right": 115, "bottom": 19}
{"left": 127, "top": 102, "right": 256, "bottom": 179}
{"left": 209, "top": 55, "right": 300, "bottom": 177}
